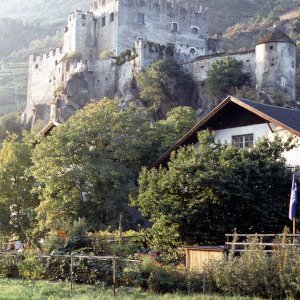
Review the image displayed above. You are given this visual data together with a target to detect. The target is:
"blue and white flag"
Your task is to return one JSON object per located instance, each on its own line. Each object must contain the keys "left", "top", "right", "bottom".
{"left": 289, "top": 172, "right": 298, "bottom": 221}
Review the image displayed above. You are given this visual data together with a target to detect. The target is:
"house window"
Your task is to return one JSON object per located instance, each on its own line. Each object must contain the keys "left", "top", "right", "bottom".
{"left": 232, "top": 134, "right": 254, "bottom": 149}
{"left": 110, "top": 12, "right": 114, "bottom": 22}
{"left": 137, "top": 13, "right": 145, "bottom": 24}
{"left": 35, "top": 64, "right": 39, "bottom": 69}
{"left": 269, "top": 46, "right": 274, "bottom": 50}
{"left": 191, "top": 27, "right": 199, "bottom": 34}
{"left": 172, "top": 22, "right": 178, "bottom": 32}
{"left": 102, "top": 16, "right": 106, "bottom": 26}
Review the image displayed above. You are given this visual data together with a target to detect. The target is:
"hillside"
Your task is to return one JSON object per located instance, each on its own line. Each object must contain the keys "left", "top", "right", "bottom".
{"left": 1, "top": 0, "right": 300, "bottom": 114}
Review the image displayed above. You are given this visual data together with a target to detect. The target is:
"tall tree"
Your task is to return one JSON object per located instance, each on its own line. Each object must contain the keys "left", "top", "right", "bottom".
{"left": 32, "top": 99, "right": 197, "bottom": 233}
{"left": 0, "top": 134, "right": 38, "bottom": 241}
{"left": 206, "top": 57, "right": 250, "bottom": 99}
{"left": 133, "top": 131, "right": 294, "bottom": 257}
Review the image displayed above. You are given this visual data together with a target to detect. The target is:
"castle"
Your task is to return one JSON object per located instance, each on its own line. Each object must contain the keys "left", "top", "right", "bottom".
{"left": 25, "top": 0, "right": 297, "bottom": 127}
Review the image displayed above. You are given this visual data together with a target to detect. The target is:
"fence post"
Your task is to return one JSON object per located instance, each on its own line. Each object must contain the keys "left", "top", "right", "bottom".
{"left": 70, "top": 253, "right": 74, "bottom": 290}
{"left": 112, "top": 257, "right": 117, "bottom": 296}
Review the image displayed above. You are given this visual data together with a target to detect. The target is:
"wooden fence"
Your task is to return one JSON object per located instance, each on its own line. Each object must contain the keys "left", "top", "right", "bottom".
{"left": 0, "top": 252, "right": 141, "bottom": 294}
{"left": 225, "top": 233, "right": 300, "bottom": 254}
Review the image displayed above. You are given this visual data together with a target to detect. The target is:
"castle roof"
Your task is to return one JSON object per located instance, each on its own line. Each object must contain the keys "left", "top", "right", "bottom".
{"left": 257, "top": 27, "right": 296, "bottom": 45}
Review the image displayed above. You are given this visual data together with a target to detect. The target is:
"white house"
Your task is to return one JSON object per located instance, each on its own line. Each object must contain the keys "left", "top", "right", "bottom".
{"left": 153, "top": 96, "right": 300, "bottom": 168}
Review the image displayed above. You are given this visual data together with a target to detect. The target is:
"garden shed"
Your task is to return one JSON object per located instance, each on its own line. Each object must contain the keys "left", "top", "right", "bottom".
{"left": 185, "top": 246, "right": 225, "bottom": 271}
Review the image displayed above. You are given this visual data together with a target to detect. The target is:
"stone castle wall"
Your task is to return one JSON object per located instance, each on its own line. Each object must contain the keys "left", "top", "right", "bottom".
{"left": 255, "top": 42, "right": 296, "bottom": 103}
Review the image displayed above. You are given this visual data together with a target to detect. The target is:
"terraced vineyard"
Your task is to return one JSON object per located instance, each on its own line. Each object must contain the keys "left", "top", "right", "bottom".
{"left": 0, "top": 62, "right": 28, "bottom": 115}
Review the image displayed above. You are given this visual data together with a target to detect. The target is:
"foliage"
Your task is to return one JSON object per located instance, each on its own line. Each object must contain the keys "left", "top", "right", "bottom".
{"left": 0, "top": 258, "right": 9, "bottom": 278}
{"left": 150, "top": 106, "right": 197, "bottom": 154}
{"left": 31, "top": 99, "right": 153, "bottom": 232}
{"left": 0, "top": 279, "right": 260, "bottom": 300}
{"left": 136, "top": 58, "right": 196, "bottom": 118}
{"left": 208, "top": 236, "right": 300, "bottom": 298}
{"left": 0, "top": 113, "right": 22, "bottom": 144}
{"left": 134, "top": 131, "right": 295, "bottom": 256}
{"left": 206, "top": 57, "right": 250, "bottom": 98}
{"left": 19, "top": 249, "right": 45, "bottom": 281}
{"left": 100, "top": 50, "right": 113, "bottom": 59}
{"left": 115, "top": 48, "right": 137, "bottom": 65}
{"left": 32, "top": 99, "right": 198, "bottom": 233}
{"left": 91, "top": 230, "right": 146, "bottom": 257}
{"left": 66, "top": 51, "right": 83, "bottom": 61}
{"left": 0, "top": 134, "right": 38, "bottom": 241}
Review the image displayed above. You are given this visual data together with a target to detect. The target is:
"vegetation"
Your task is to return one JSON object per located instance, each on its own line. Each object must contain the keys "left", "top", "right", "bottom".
{"left": 0, "top": 279, "right": 261, "bottom": 300}
{"left": 136, "top": 58, "right": 196, "bottom": 118}
{"left": 134, "top": 131, "right": 295, "bottom": 260}
{"left": 206, "top": 58, "right": 250, "bottom": 99}
{"left": 0, "top": 134, "right": 38, "bottom": 242}
{"left": 29, "top": 99, "right": 196, "bottom": 235}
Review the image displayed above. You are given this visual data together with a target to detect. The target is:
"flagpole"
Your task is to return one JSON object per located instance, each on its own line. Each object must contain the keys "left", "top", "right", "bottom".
{"left": 293, "top": 217, "right": 296, "bottom": 244}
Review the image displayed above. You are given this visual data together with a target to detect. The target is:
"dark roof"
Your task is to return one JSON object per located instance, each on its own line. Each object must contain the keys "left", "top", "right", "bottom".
{"left": 39, "top": 120, "right": 60, "bottom": 136}
{"left": 152, "top": 96, "right": 300, "bottom": 168}
{"left": 257, "top": 27, "right": 296, "bottom": 45}
{"left": 237, "top": 98, "right": 300, "bottom": 134}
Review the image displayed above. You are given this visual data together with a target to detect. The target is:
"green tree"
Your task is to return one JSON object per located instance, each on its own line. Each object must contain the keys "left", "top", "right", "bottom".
{"left": 0, "top": 113, "right": 22, "bottom": 144}
{"left": 32, "top": 99, "right": 152, "bottom": 232}
{"left": 206, "top": 57, "right": 250, "bottom": 98}
{"left": 136, "top": 58, "right": 196, "bottom": 119}
{"left": 150, "top": 106, "right": 197, "bottom": 155}
{"left": 32, "top": 99, "right": 198, "bottom": 233}
{"left": 133, "top": 131, "right": 294, "bottom": 257}
{"left": 0, "top": 134, "right": 38, "bottom": 241}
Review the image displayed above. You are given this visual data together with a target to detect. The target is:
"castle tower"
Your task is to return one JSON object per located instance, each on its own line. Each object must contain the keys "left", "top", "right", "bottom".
{"left": 255, "top": 27, "right": 296, "bottom": 104}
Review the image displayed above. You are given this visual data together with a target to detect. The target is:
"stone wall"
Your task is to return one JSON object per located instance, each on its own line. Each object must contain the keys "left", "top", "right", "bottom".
{"left": 255, "top": 42, "right": 296, "bottom": 103}
{"left": 117, "top": 0, "right": 208, "bottom": 56}
{"left": 26, "top": 47, "right": 64, "bottom": 122}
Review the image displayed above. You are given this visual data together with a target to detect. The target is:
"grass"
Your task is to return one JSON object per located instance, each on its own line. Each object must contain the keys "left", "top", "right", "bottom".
{"left": 0, "top": 279, "right": 261, "bottom": 300}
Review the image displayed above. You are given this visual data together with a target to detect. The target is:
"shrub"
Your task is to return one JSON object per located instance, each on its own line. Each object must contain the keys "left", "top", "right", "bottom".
{"left": 0, "top": 257, "right": 9, "bottom": 278}
{"left": 208, "top": 236, "right": 300, "bottom": 298}
{"left": 19, "top": 249, "right": 45, "bottom": 282}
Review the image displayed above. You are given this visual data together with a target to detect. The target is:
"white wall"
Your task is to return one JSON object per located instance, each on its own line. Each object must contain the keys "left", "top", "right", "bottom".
{"left": 213, "top": 123, "right": 300, "bottom": 167}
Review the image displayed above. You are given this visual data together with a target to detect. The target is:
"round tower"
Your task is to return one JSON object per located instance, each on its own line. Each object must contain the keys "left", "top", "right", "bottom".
{"left": 255, "top": 27, "right": 296, "bottom": 104}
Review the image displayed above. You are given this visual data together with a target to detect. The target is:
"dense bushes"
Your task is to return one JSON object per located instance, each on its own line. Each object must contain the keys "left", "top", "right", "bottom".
{"left": 208, "top": 237, "right": 300, "bottom": 298}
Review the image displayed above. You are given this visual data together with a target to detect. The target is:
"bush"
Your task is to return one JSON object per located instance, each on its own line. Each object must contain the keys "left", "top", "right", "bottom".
{"left": 0, "top": 257, "right": 9, "bottom": 278}
{"left": 19, "top": 249, "right": 45, "bottom": 282}
{"left": 208, "top": 236, "right": 300, "bottom": 298}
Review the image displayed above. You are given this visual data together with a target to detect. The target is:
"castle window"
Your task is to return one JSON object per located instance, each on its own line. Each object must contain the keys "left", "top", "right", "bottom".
{"left": 191, "top": 27, "right": 199, "bottom": 34}
{"left": 102, "top": 16, "right": 106, "bottom": 26}
{"left": 35, "top": 64, "right": 39, "bottom": 69}
{"left": 281, "top": 77, "right": 287, "bottom": 88}
{"left": 232, "top": 134, "right": 254, "bottom": 149}
{"left": 66, "top": 62, "right": 70, "bottom": 72}
{"left": 137, "top": 13, "right": 145, "bottom": 25}
{"left": 55, "top": 60, "right": 58, "bottom": 65}
{"left": 269, "top": 46, "right": 274, "bottom": 50}
{"left": 102, "top": 0, "right": 106, "bottom": 5}
{"left": 110, "top": 12, "right": 114, "bottom": 22}
{"left": 292, "top": 61, "right": 295, "bottom": 68}
{"left": 172, "top": 22, "right": 178, "bottom": 32}
{"left": 190, "top": 48, "right": 196, "bottom": 55}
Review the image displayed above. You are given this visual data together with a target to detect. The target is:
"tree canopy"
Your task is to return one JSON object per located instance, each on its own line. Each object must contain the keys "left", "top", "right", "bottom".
{"left": 206, "top": 57, "right": 250, "bottom": 98}
{"left": 133, "top": 131, "right": 295, "bottom": 258}
{"left": 0, "top": 134, "right": 38, "bottom": 241}
{"left": 31, "top": 99, "right": 197, "bottom": 233}
{"left": 136, "top": 58, "right": 196, "bottom": 119}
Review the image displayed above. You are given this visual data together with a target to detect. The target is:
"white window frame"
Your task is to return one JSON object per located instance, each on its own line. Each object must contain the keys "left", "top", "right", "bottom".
{"left": 232, "top": 134, "right": 254, "bottom": 149}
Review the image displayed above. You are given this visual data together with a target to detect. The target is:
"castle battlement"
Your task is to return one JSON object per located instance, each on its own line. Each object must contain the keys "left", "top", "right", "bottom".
{"left": 29, "top": 46, "right": 63, "bottom": 64}
{"left": 88, "top": 0, "right": 204, "bottom": 17}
